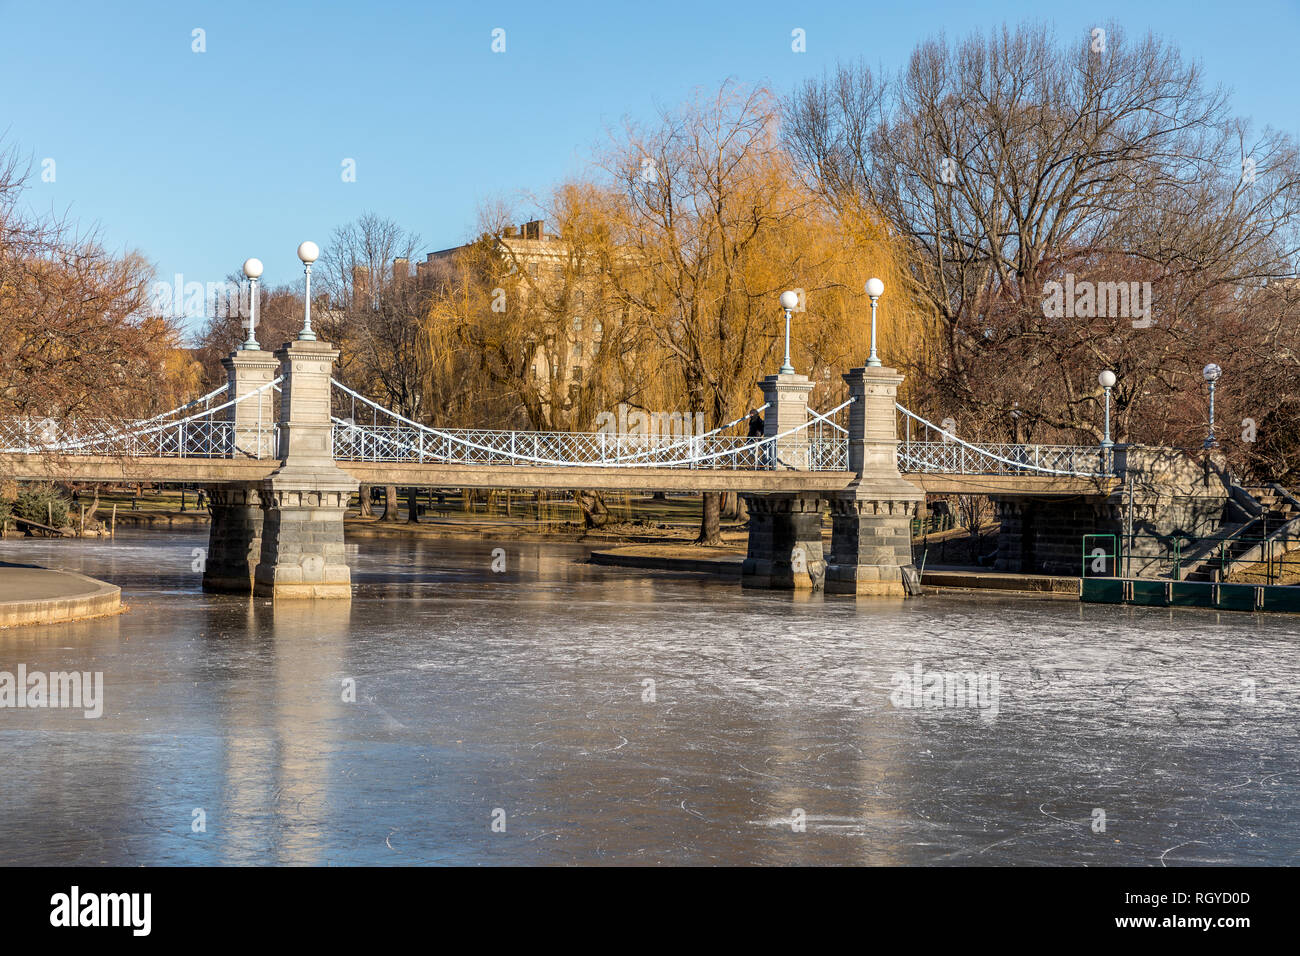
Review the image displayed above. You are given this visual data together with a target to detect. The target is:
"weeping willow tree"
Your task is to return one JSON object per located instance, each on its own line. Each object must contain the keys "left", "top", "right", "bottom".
{"left": 599, "top": 81, "right": 930, "bottom": 542}
{"left": 420, "top": 82, "right": 931, "bottom": 541}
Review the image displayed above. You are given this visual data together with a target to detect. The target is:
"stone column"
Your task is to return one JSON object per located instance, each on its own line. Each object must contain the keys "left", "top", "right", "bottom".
{"left": 254, "top": 338, "right": 359, "bottom": 600}
{"left": 757, "top": 371, "right": 814, "bottom": 469}
{"left": 825, "top": 365, "right": 925, "bottom": 596}
{"left": 221, "top": 348, "right": 279, "bottom": 459}
{"left": 741, "top": 493, "right": 826, "bottom": 590}
{"left": 202, "top": 347, "right": 277, "bottom": 593}
{"left": 202, "top": 482, "right": 263, "bottom": 593}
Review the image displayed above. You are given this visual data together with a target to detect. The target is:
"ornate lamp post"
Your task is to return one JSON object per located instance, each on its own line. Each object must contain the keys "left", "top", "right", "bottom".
{"left": 1098, "top": 369, "right": 1116, "bottom": 473}
{"left": 1202, "top": 363, "right": 1222, "bottom": 449}
{"left": 1098, "top": 370, "right": 1116, "bottom": 450}
{"left": 865, "top": 277, "right": 884, "bottom": 367}
{"left": 241, "top": 257, "right": 263, "bottom": 349}
{"left": 297, "top": 240, "right": 320, "bottom": 341}
{"left": 778, "top": 290, "right": 799, "bottom": 374}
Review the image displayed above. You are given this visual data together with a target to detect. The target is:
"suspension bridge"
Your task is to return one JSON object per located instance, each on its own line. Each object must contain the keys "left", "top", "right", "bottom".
{"left": 0, "top": 330, "right": 1229, "bottom": 599}
{"left": 0, "top": 365, "right": 1114, "bottom": 494}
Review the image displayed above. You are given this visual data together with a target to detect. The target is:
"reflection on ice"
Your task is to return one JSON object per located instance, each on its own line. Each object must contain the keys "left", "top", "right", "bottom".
{"left": 0, "top": 531, "right": 1297, "bottom": 865}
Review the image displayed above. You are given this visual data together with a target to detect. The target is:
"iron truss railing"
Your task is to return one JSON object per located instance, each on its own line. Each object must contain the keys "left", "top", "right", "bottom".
{"left": 331, "top": 379, "right": 851, "bottom": 470}
{"left": 895, "top": 404, "right": 1112, "bottom": 477}
{"left": 0, "top": 379, "right": 281, "bottom": 459}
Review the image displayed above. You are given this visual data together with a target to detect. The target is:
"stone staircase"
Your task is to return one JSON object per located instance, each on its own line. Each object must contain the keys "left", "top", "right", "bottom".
{"left": 1180, "top": 483, "right": 1300, "bottom": 582}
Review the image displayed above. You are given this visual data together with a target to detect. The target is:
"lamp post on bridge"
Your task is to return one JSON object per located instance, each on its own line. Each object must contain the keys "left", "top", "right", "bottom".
{"left": 1098, "top": 369, "right": 1116, "bottom": 459}
{"left": 297, "top": 240, "right": 320, "bottom": 341}
{"left": 778, "top": 290, "right": 799, "bottom": 374}
{"left": 1202, "top": 363, "right": 1222, "bottom": 450}
{"left": 865, "top": 277, "right": 884, "bottom": 367}
{"left": 1098, "top": 369, "right": 1117, "bottom": 476}
{"left": 241, "top": 257, "right": 263, "bottom": 350}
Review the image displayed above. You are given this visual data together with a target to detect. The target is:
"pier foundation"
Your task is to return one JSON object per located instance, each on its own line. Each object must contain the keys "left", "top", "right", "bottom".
{"left": 741, "top": 493, "right": 827, "bottom": 590}
{"left": 202, "top": 482, "right": 263, "bottom": 593}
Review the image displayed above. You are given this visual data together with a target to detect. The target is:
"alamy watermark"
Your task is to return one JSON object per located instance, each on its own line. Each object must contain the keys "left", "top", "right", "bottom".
{"left": 150, "top": 273, "right": 251, "bottom": 320}
{"left": 0, "top": 664, "right": 103, "bottom": 718}
{"left": 50, "top": 886, "right": 150, "bottom": 936}
{"left": 594, "top": 404, "right": 707, "bottom": 440}
{"left": 1042, "top": 274, "right": 1154, "bottom": 328}
{"left": 890, "top": 662, "right": 999, "bottom": 719}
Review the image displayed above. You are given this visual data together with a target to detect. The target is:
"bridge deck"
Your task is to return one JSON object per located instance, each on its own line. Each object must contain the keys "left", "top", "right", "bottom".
{"left": 0, "top": 454, "right": 1117, "bottom": 496}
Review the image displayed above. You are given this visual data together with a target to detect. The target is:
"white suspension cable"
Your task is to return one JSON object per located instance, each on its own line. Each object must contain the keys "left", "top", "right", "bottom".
{"left": 805, "top": 403, "right": 849, "bottom": 433}
{"left": 585, "top": 402, "right": 771, "bottom": 462}
{"left": 330, "top": 392, "right": 854, "bottom": 468}
{"left": 895, "top": 403, "right": 1108, "bottom": 477}
{"left": 12, "top": 378, "right": 281, "bottom": 453}
{"left": 127, "top": 383, "right": 230, "bottom": 427}
{"left": 331, "top": 378, "right": 767, "bottom": 457}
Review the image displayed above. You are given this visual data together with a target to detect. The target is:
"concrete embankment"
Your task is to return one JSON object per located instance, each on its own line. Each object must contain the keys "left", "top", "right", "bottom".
{"left": 588, "top": 547, "right": 1079, "bottom": 597}
{"left": 0, "top": 564, "right": 123, "bottom": 627}
{"left": 104, "top": 510, "right": 209, "bottom": 529}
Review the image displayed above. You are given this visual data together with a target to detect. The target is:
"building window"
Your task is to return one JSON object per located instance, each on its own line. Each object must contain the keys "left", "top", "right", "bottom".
{"left": 572, "top": 366, "right": 583, "bottom": 383}
{"left": 573, "top": 316, "right": 582, "bottom": 331}
{"left": 572, "top": 344, "right": 582, "bottom": 360}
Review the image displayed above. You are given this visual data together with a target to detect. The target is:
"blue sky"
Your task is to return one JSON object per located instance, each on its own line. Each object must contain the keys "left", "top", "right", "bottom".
{"left": 2, "top": 0, "right": 1297, "bottom": 330}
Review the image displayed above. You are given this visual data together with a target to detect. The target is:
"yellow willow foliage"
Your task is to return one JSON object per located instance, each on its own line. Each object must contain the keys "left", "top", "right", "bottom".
{"left": 420, "top": 83, "right": 931, "bottom": 433}
{"left": 599, "top": 85, "right": 932, "bottom": 428}
{"left": 421, "top": 181, "right": 647, "bottom": 431}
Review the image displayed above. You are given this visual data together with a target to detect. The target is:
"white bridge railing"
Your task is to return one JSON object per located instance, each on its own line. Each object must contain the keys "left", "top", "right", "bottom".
{"left": 0, "top": 380, "right": 1110, "bottom": 479}
{"left": 895, "top": 404, "right": 1111, "bottom": 477}
{"left": 330, "top": 380, "right": 850, "bottom": 470}
{"left": 0, "top": 379, "right": 280, "bottom": 459}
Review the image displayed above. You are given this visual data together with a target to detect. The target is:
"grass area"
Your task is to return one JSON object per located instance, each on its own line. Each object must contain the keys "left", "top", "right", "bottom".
{"left": 1227, "top": 559, "right": 1300, "bottom": 586}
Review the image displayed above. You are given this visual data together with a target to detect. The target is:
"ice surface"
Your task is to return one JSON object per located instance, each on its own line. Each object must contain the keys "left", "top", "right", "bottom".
{"left": 0, "top": 532, "right": 1296, "bottom": 865}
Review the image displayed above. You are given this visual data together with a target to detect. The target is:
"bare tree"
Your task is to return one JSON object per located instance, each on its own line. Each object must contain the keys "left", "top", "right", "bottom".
{"left": 785, "top": 23, "right": 1300, "bottom": 459}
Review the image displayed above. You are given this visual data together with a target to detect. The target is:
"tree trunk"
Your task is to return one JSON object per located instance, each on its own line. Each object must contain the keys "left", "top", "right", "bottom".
{"left": 720, "top": 491, "right": 740, "bottom": 519}
{"left": 696, "top": 492, "right": 722, "bottom": 545}
{"left": 358, "top": 483, "right": 373, "bottom": 516}
{"left": 406, "top": 487, "right": 420, "bottom": 523}
{"left": 380, "top": 485, "right": 400, "bottom": 522}
{"left": 83, "top": 486, "right": 101, "bottom": 532}
{"left": 576, "top": 490, "right": 610, "bottom": 529}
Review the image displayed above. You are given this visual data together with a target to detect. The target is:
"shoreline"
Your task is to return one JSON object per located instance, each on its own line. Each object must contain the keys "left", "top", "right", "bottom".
{"left": 0, "top": 563, "right": 123, "bottom": 628}
{"left": 13, "top": 512, "right": 1057, "bottom": 596}
{"left": 587, "top": 545, "right": 1080, "bottom": 598}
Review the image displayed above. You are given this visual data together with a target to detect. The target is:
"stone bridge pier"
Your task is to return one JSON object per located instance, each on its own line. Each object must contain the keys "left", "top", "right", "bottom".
{"left": 203, "top": 337, "right": 358, "bottom": 599}
{"left": 992, "top": 445, "right": 1230, "bottom": 576}
{"left": 741, "top": 364, "right": 924, "bottom": 597}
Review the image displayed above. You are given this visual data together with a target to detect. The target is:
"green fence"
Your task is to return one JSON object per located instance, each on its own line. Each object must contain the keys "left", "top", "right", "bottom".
{"left": 1079, "top": 531, "right": 1300, "bottom": 612}
{"left": 1125, "top": 532, "right": 1300, "bottom": 586}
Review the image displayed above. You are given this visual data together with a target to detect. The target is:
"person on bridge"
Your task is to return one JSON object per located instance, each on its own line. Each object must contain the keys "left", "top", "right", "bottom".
{"left": 747, "top": 410, "right": 764, "bottom": 439}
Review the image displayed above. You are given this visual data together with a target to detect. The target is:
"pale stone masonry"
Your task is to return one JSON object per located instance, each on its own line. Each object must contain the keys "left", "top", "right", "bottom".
{"left": 824, "top": 366, "right": 924, "bottom": 596}
{"left": 743, "top": 364, "right": 925, "bottom": 597}
{"left": 205, "top": 337, "right": 359, "bottom": 599}
{"left": 221, "top": 348, "right": 278, "bottom": 459}
{"left": 254, "top": 339, "right": 358, "bottom": 599}
{"left": 757, "top": 371, "right": 814, "bottom": 468}
{"left": 992, "top": 445, "right": 1231, "bottom": 576}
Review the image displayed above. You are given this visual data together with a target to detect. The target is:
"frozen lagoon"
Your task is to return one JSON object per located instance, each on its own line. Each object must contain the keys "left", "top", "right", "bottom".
{"left": 0, "top": 531, "right": 1296, "bottom": 865}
